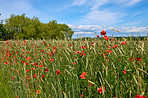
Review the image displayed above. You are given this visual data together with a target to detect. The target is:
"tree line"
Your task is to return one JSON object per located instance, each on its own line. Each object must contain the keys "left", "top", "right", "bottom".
{"left": 0, "top": 14, "right": 74, "bottom": 40}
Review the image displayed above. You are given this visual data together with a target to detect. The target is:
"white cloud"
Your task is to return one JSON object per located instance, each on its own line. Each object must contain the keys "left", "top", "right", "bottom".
{"left": 80, "top": 10, "right": 123, "bottom": 26}
{"left": 69, "top": 25, "right": 148, "bottom": 34}
{"left": 126, "top": 0, "right": 142, "bottom": 7}
{"left": 74, "top": 32, "right": 93, "bottom": 34}
{"left": 90, "top": 0, "right": 108, "bottom": 10}
{"left": 72, "top": 0, "right": 87, "bottom": 6}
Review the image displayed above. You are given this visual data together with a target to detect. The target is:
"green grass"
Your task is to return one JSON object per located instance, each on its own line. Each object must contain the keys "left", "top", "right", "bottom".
{"left": 0, "top": 36, "right": 148, "bottom": 98}
{"left": 0, "top": 69, "right": 13, "bottom": 98}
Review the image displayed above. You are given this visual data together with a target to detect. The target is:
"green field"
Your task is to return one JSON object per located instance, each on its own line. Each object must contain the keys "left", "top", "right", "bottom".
{"left": 0, "top": 36, "right": 148, "bottom": 98}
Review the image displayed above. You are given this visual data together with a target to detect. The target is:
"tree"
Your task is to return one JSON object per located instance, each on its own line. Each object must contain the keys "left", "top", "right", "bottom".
{"left": 0, "top": 14, "right": 8, "bottom": 40}
{"left": 4, "top": 14, "right": 74, "bottom": 40}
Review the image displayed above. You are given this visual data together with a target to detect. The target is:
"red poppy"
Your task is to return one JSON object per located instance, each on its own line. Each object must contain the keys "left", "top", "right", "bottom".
{"left": 33, "top": 74, "right": 37, "bottom": 78}
{"left": 103, "top": 35, "right": 109, "bottom": 40}
{"left": 56, "top": 69, "right": 61, "bottom": 75}
{"left": 97, "top": 87, "right": 105, "bottom": 93}
{"left": 80, "top": 75, "right": 86, "bottom": 79}
{"left": 136, "top": 57, "right": 142, "bottom": 61}
{"left": 123, "top": 70, "right": 126, "bottom": 74}
{"left": 26, "top": 69, "right": 29, "bottom": 72}
{"left": 36, "top": 90, "right": 40, "bottom": 94}
{"left": 111, "top": 39, "right": 115, "bottom": 41}
{"left": 80, "top": 50, "right": 86, "bottom": 56}
{"left": 69, "top": 44, "right": 72, "bottom": 46}
{"left": 81, "top": 94, "right": 83, "bottom": 97}
{"left": 101, "top": 30, "right": 106, "bottom": 35}
{"left": 76, "top": 51, "right": 81, "bottom": 53}
{"left": 26, "top": 76, "right": 31, "bottom": 79}
{"left": 121, "top": 41, "right": 127, "bottom": 45}
{"left": 11, "top": 77, "right": 15, "bottom": 80}
{"left": 129, "top": 58, "right": 134, "bottom": 61}
{"left": 97, "top": 35, "right": 99, "bottom": 38}
{"left": 135, "top": 95, "right": 147, "bottom": 98}
{"left": 112, "top": 45, "right": 118, "bottom": 48}
{"left": 39, "top": 65, "right": 43, "bottom": 67}
{"left": 73, "top": 62, "right": 77, "bottom": 65}
{"left": 42, "top": 75, "right": 45, "bottom": 78}
{"left": 45, "top": 68, "right": 49, "bottom": 72}
{"left": 80, "top": 72, "right": 87, "bottom": 79}
{"left": 82, "top": 72, "right": 87, "bottom": 76}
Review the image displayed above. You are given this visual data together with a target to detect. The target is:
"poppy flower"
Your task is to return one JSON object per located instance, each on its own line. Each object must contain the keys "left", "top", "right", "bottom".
{"left": 73, "top": 62, "right": 77, "bottom": 65}
{"left": 42, "top": 75, "right": 45, "bottom": 78}
{"left": 80, "top": 50, "right": 86, "bottom": 56}
{"left": 123, "top": 70, "right": 126, "bottom": 74}
{"left": 111, "top": 39, "right": 115, "bottom": 41}
{"left": 11, "top": 77, "right": 15, "bottom": 80}
{"left": 121, "top": 41, "right": 127, "bottom": 45}
{"left": 97, "top": 87, "right": 105, "bottom": 93}
{"left": 82, "top": 72, "right": 87, "bottom": 76}
{"left": 80, "top": 72, "right": 87, "bottom": 79}
{"left": 129, "top": 58, "right": 134, "bottom": 61}
{"left": 112, "top": 45, "right": 118, "bottom": 48}
{"left": 26, "top": 69, "right": 29, "bottom": 72}
{"left": 80, "top": 75, "right": 86, "bottom": 79}
{"left": 36, "top": 90, "right": 40, "bottom": 94}
{"left": 101, "top": 30, "right": 106, "bottom": 35}
{"left": 97, "top": 35, "right": 99, "bottom": 38}
{"left": 136, "top": 57, "right": 142, "bottom": 61}
{"left": 45, "top": 68, "right": 49, "bottom": 72}
{"left": 135, "top": 95, "right": 147, "bottom": 98}
{"left": 81, "top": 94, "right": 83, "bottom": 97}
{"left": 33, "top": 74, "right": 37, "bottom": 78}
{"left": 103, "top": 35, "right": 109, "bottom": 40}
{"left": 56, "top": 69, "right": 61, "bottom": 75}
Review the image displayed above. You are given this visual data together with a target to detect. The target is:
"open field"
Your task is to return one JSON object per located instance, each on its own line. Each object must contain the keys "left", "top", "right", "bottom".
{"left": 0, "top": 36, "right": 148, "bottom": 98}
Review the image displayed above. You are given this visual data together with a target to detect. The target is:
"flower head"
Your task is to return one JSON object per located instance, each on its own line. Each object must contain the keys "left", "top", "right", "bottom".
{"left": 101, "top": 30, "right": 106, "bottom": 35}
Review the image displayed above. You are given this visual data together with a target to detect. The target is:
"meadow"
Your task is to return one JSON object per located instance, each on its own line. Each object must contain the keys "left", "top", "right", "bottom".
{"left": 0, "top": 33, "right": 148, "bottom": 98}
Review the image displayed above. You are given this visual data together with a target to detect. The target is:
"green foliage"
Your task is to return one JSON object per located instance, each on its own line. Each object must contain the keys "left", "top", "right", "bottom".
{"left": 0, "top": 20, "right": 8, "bottom": 40}
{"left": 3, "top": 14, "right": 74, "bottom": 40}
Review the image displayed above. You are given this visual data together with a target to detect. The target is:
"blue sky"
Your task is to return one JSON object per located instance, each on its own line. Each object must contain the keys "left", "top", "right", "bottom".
{"left": 0, "top": 0, "right": 148, "bottom": 38}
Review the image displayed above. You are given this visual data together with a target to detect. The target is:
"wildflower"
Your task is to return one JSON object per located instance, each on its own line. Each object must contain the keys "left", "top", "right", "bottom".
{"left": 33, "top": 74, "right": 37, "bottom": 78}
{"left": 41, "top": 50, "right": 44, "bottom": 52}
{"left": 103, "top": 35, "right": 109, "bottom": 40}
{"left": 123, "top": 70, "right": 126, "bottom": 74}
{"left": 36, "top": 90, "right": 40, "bottom": 94}
{"left": 101, "top": 30, "right": 106, "bottom": 35}
{"left": 26, "top": 69, "right": 29, "bottom": 72}
{"left": 97, "top": 87, "right": 105, "bottom": 93}
{"left": 56, "top": 69, "right": 61, "bottom": 75}
{"left": 80, "top": 72, "right": 87, "bottom": 79}
{"left": 81, "top": 94, "right": 83, "bottom": 97}
{"left": 80, "top": 75, "right": 86, "bottom": 79}
{"left": 136, "top": 57, "right": 142, "bottom": 61}
{"left": 26, "top": 76, "right": 31, "bottom": 79}
{"left": 45, "top": 68, "right": 49, "bottom": 72}
{"left": 80, "top": 50, "right": 86, "bottom": 56}
{"left": 135, "top": 95, "right": 147, "bottom": 98}
{"left": 11, "top": 77, "right": 15, "bottom": 80}
{"left": 129, "top": 58, "right": 134, "bottom": 61}
{"left": 39, "top": 65, "right": 43, "bottom": 67}
{"left": 111, "top": 39, "right": 115, "bottom": 41}
{"left": 112, "top": 45, "right": 117, "bottom": 48}
{"left": 121, "top": 41, "right": 127, "bottom": 45}
{"left": 42, "top": 75, "right": 45, "bottom": 78}
{"left": 73, "top": 62, "right": 77, "bottom": 65}
{"left": 69, "top": 44, "right": 72, "bottom": 46}
{"left": 97, "top": 35, "right": 99, "bottom": 38}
